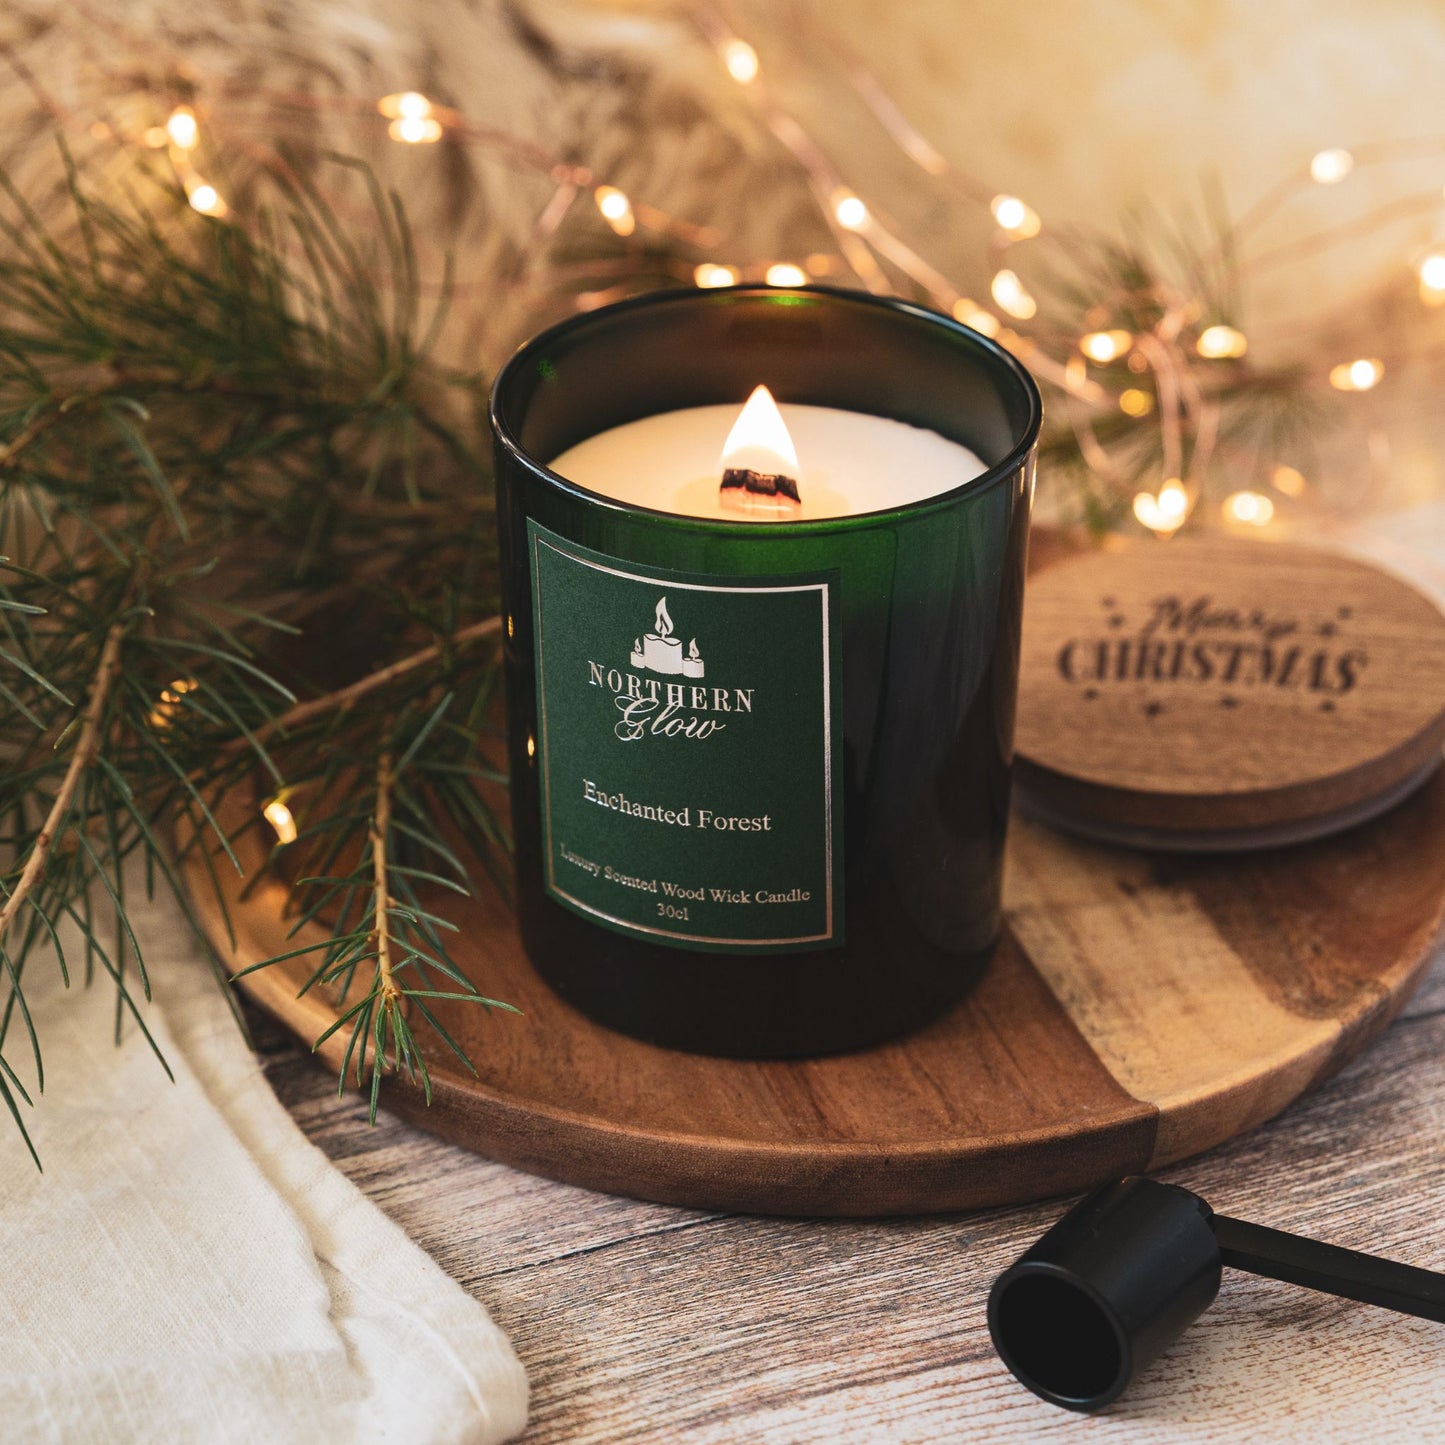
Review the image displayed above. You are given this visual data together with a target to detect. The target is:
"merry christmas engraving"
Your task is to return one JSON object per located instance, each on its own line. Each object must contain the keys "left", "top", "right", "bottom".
{"left": 1057, "top": 592, "right": 1367, "bottom": 717}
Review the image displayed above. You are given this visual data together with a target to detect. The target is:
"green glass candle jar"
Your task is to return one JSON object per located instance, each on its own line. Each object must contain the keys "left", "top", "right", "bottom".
{"left": 489, "top": 285, "right": 1041, "bottom": 1057}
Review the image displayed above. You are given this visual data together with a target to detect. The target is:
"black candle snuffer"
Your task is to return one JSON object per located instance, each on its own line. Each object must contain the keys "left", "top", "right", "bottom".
{"left": 989, "top": 1176, "right": 1445, "bottom": 1412}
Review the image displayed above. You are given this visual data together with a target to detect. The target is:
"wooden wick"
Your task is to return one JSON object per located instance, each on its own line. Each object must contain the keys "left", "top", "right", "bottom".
{"left": 719, "top": 467, "right": 802, "bottom": 513}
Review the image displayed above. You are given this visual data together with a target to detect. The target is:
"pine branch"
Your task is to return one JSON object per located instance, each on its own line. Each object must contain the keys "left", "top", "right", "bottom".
{"left": 371, "top": 748, "right": 398, "bottom": 1007}
{"left": 244, "top": 616, "right": 502, "bottom": 748}
{"left": 0, "top": 140, "right": 518, "bottom": 1161}
{"left": 0, "top": 619, "right": 125, "bottom": 952}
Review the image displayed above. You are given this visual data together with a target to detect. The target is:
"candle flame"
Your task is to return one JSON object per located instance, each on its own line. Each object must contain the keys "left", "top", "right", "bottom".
{"left": 688, "top": 638, "right": 700, "bottom": 660}
{"left": 655, "top": 596, "right": 674, "bottom": 639}
{"left": 721, "top": 385, "right": 799, "bottom": 477}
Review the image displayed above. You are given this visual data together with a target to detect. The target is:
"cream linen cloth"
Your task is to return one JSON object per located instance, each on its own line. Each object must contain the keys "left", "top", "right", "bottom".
{"left": 0, "top": 879, "right": 529, "bottom": 1444}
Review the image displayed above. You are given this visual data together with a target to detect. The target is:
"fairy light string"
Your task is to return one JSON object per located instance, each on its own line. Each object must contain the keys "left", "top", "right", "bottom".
{"left": 60, "top": 26, "right": 1445, "bottom": 539}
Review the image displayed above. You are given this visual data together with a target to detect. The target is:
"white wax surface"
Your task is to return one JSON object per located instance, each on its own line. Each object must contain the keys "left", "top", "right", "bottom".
{"left": 547, "top": 402, "right": 989, "bottom": 521}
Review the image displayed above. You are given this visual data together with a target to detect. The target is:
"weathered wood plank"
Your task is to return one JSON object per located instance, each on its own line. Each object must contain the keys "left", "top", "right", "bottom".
{"left": 257, "top": 950, "right": 1445, "bottom": 1442}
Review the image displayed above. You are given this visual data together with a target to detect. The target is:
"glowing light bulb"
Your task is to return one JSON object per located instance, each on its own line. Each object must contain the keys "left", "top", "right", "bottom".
{"left": 1329, "top": 358, "right": 1384, "bottom": 391}
{"left": 1418, "top": 253, "right": 1445, "bottom": 305}
{"left": 990, "top": 194, "right": 1041, "bottom": 238}
{"left": 1133, "top": 480, "right": 1190, "bottom": 536}
{"left": 1119, "top": 388, "right": 1154, "bottom": 417}
{"left": 1156, "top": 480, "right": 1188, "bottom": 522}
{"left": 594, "top": 185, "right": 635, "bottom": 236}
{"left": 378, "top": 91, "right": 434, "bottom": 120}
{"left": 187, "top": 183, "right": 226, "bottom": 217}
{"left": 832, "top": 191, "right": 869, "bottom": 231}
{"left": 263, "top": 798, "right": 298, "bottom": 846}
{"left": 990, "top": 269, "right": 1036, "bottom": 320}
{"left": 1196, "top": 324, "right": 1248, "bottom": 359}
{"left": 1271, "top": 464, "right": 1307, "bottom": 497}
{"left": 1080, "top": 329, "right": 1132, "bottom": 364}
{"left": 147, "top": 677, "right": 198, "bottom": 730}
{"left": 694, "top": 263, "right": 739, "bottom": 288}
{"left": 1310, "top": 148, "right": 1354, "bottom": 184}
{"left": 764, "top": 262, "right": 807, "bottom": 287}
{"left": 165, "top": 106, "right": 199, "bottom": 151}
{"left": 388, "top": 115, "right": 443, "bottom": 144}
{"left": 721, "top": 38, "right": 759, "bottom": 84}
{"left": 595, "top": 187, "right": 630, "bottom": 220}
{"left": 1225, "top": 490, "right": 1275, "bottom": 526}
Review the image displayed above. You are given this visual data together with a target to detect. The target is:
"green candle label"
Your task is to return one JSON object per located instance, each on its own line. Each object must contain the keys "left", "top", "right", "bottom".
{"left": 528, "top": 521, "right": 842, "bottom": 952}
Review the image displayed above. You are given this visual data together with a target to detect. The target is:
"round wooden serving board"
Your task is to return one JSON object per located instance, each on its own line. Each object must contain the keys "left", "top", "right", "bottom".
{"left": 187, "top": 767, "right": 1445, "bottom": 1217}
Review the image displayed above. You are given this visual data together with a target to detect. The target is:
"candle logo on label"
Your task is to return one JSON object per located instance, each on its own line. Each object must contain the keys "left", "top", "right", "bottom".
{"left": 600, "top": 595, "right": 746, "bottom": 743}
{"left": 529, "top": 521, "right": 842, "bottom": 953}
{"left": 628, "top": 595, "right": 705, "bottom": 678}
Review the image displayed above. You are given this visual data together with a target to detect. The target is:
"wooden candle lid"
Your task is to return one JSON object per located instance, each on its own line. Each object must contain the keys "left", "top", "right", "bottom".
{"left": 1014, "top": 537, "right": 1445, "bottom": 850}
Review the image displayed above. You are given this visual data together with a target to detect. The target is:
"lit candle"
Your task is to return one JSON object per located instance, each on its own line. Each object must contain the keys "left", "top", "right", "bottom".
{"left": 491, "top": 286, "right": 1041, "bottom": 1061}
{"left": 549, "top": 384, "right": 987, "bottom": 520}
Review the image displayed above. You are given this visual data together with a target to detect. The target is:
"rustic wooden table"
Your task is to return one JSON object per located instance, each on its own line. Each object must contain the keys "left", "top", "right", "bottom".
{"left": 256, "top": 947, "right": 1445, "bottom": 1444}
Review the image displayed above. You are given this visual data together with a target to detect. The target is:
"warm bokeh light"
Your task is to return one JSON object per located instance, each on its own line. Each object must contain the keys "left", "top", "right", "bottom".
{"left": 147, "top": 678, "right": 198, "bottom": 730}
{"left": 378, "top": 91, "right": 433, "bottom": 120}
{"left": 1196, "top": 324, "right": 1248, "bottom": 359}
{"left": 990, "top": 269, "right": 1036, "bottom": 320}
{"left": 990, "top": 194, "right": 1041, "bottom": 238}
{"left": 1156, "top": 481, "right": 1188, "bottom": 522}
{"left": 1418, "top": 253, "right": 1445, "bottom": 305}
{"left": 263, "top": 798, "right": 298, "bottom": 846}
{"left": 1119, "top": 388, "right": 1154, "bottom": 417}
{"left": 1310, "top": 148, "right": 1354, "bottom": 184}
{"left": 1225, "top": 490, "right": 1275, "bottom": 526}
{"left": 1080, "top": 329, "right": 1132, "bottom": 364}
{"left": 721, "top": 39, "right": 759, "bottom": 84}
{"left": 187, "top": 183, "right": 226, "bottom": 217}
{"left": 764, "top": 262, "right": 807, "bottom": 287}
{"left": 594, "top": 185, "right": 635, "bottom": 236}
{"left": 165, "top": 107, "right": 199, "bottom": 151}
{"left": 1271, "top": 464, "right": 1308, "bottom": 497}
{"left": 143, "top": 126, "right": 168, "bottom": 149}
{"left": 832, "top": 192, "right": 869, "bottom": 231}
{"left": 388, "top": 115, "right": 443, "bottom": 144}
{"left": 526, "top": 734, "right": 536, "bottom": 759}
{"left": 694, "top": 263, "right": 739, "bottom": 288}
{"left": 952, "top": 300, "right": 1000, "bottom": 336}
{"left": 1133, "top": 480, "right": 1190, "bottom": 535}
{"left": 1329, "top": 357, "right": 1384, "bottom": 391}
